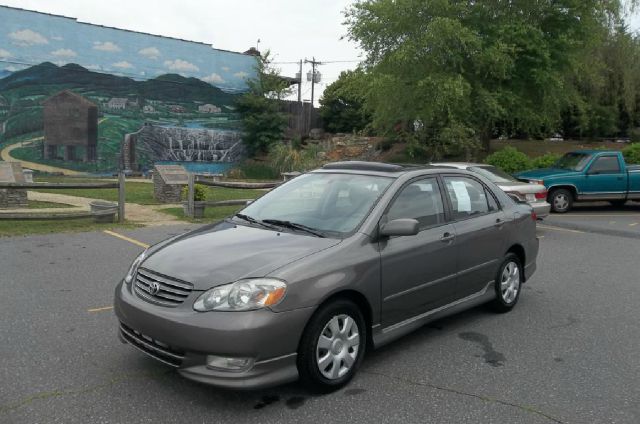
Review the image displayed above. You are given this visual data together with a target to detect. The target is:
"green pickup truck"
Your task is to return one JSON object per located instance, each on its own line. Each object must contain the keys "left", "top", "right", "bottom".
{"left": 515, "top": 150, "right": 640, "bottom": 213}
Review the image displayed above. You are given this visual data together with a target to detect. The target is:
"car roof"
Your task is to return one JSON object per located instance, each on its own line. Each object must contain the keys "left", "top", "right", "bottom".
{"left": 314, "top": 161, "right": 481, "bottom": 178}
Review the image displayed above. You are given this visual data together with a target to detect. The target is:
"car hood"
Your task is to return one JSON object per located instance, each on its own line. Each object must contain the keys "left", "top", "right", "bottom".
{"left": 141, "top": 221, "right": 341, "bottom": 289}
{"left": 515, "top": 168, "right": 579, "bottom": 180}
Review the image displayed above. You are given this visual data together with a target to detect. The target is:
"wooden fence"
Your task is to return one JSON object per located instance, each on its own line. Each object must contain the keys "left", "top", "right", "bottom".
{"left": 0, "top": 172, "right": 126, "bottom": 222}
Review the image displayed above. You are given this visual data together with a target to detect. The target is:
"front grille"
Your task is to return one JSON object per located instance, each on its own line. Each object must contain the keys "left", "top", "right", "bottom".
{"left": 120, "top": 323, "right": 184, "bottom": 367}
{"left": 134, "top": 268, "right": 193, "bottom": 307}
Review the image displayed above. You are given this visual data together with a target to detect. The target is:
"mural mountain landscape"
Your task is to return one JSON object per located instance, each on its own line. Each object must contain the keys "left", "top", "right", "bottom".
{"left": 0, "top": 62, "right": 237, "bottom": 105}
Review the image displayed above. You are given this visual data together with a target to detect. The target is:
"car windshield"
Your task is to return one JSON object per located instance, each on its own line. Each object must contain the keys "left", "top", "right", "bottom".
{"left": 469, "top": 166, "right": 517, "bottom": 183}
{"left": 553, "top": 153, "right": 592, "bottom": 171}
{"left": 237, "top": 173, "right": 393, "bottom": 236}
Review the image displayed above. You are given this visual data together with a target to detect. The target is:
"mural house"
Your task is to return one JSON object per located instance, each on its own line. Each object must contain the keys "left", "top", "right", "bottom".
{"left": 42, "top": 90, "right": 98, "bottom": 162}
{"left": 0, "top": 5, "right": 258, "bottom": 173}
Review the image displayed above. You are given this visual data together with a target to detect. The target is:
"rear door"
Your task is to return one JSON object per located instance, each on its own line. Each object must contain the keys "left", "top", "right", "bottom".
{"left": 442, "top": 175, "right": 507, "bottom": 298}
{"left": 582, "top": 155, "right": 627, "bottom": 199}
{"left": 380, "top": 176, "right": 458, "bottom": 327}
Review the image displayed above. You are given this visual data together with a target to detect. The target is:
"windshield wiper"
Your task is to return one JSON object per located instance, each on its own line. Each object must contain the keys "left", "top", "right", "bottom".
{"left": 233, "top": 213, "right": 279, "bottom": 230}
{"left": 262, "top": 219, "right": 326, "bottom": 238}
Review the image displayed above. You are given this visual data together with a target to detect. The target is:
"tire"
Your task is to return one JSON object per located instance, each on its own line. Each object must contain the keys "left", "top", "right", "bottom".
{"left": 297, "top": 299, "right": 366, "bottom": 393}
{"left": 490, "top": 253, "right": 523, "bottom": 313}
{"left": 549, "top": 188, "right": 573, "bottom": 213}
{"left": 609, "top": 200, "right": 627, "bottom": 208}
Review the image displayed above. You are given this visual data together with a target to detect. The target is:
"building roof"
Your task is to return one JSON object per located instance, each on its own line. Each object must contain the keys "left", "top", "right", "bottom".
{"left": 41, "top": 90, "right": 97, "bottom": 107}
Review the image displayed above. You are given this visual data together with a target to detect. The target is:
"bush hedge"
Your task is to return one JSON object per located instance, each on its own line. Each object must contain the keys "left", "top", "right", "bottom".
{"left": 531, "top": 153, "right": 561, "bottom": 169}
{"left": 622, "top": 143, "right": 640, "bottom": 164}
{"left": 484, "top": 147, "right": 532, "bottom": 173}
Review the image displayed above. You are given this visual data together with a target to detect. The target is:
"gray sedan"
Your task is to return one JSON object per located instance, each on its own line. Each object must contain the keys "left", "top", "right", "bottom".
{"left": 114, "top": 162, "right": 539, "bottom": 392}
{"left": 433, "top": 163, "right": 551, "bottom": 218}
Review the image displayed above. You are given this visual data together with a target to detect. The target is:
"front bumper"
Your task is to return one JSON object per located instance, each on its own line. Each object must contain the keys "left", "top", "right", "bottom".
{"left": 114, "top": 281, "right": 314, "bottom": 389}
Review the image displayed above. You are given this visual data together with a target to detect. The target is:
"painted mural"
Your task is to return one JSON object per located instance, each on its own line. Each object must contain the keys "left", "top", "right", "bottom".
{"left": 0, "top": 5, "right": 257, "bottom": 173}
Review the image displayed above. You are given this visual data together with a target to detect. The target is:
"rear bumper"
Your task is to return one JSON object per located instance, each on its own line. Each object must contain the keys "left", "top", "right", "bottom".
{"left": 114, "top": 281, "right": 314, "bottom": 389}
{"left": 531, "top": 202, "right": 551, "bottom": 218}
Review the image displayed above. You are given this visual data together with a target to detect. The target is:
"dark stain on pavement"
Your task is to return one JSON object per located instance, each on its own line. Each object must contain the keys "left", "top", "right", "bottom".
{"left": 459, "top": 331, "right": 506, "bottom": 367}
{"left": 285, "top": 396, "right": 306, "bottom": 409}
{"left": 554, "top": 357, "right": 564, "bottom": 363}
{"left": 253, "top": 394, "right": 280, "bottom": 409}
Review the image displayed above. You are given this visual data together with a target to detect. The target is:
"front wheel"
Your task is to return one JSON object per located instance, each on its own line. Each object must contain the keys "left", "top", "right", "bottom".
{"left": 297, "top": 299, "right": 366, "bottom": 393}
{"left": 549, "top": 188, "right": 573, "bottom": 213}
{"left": 490, "top": 253, "right": 523, "bottom": 313}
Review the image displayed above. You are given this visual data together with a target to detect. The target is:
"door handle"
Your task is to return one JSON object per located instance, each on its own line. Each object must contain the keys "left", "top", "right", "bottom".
{"left": 440, "top": 232, "right": 455, "bottom": 242}
{"left": 494, "top": 218, "right": 505, "bottom": 228}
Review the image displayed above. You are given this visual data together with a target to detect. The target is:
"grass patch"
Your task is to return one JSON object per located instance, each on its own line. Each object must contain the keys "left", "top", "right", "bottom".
{"left": 161, "top": 205, "right": 242, "bottom": 223}
{"left": 32, "top": 177, "right": 266, "bottom": 205}
{"left": 33, "top": 181, "right": 157, "bottom": 204}
{"left": 28, "top": 200, "right": 73, "bottom": 209}
{"left": 0, "top": 218, "right": 142, "bottom": 237}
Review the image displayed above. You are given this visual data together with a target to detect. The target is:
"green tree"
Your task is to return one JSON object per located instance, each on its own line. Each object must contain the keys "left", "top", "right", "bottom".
{"left": 236, "top": 51, "right": 292, "bottom": 155}
{"left": 345, "top": 0, "right": 636, "bottom": 152}
{"left": 319, "top": 70, "right": 371, "bottom": 133}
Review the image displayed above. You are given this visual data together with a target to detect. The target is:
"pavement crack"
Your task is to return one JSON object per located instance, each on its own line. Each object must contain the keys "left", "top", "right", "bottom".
{"left": 360, "top": 369, "right": 565, "bottom": 424}
{"left": 0, "top": 369, "right": 172, "bottom": 415}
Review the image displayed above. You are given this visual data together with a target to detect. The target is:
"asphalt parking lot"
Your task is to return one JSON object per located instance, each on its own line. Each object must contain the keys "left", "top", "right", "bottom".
{"left": 544, "top": 201, "right": 640, "bottom": 239}
{"left": 1, "top": 217, "right": 639, "bottom": 424}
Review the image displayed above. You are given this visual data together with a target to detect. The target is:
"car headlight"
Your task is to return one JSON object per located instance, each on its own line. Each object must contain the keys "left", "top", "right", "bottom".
{"left": 124, "top": 250, "right": 146, "bottom": 284}
{"left": 193, "top": 278, "right": 287, "bottom": 312}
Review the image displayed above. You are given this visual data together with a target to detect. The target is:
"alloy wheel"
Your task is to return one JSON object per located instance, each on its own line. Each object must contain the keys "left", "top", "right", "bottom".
{"left": 500, "top": 261, "right": 520, "bottom": 304}
{"left": 316, "top": 314, "right": 360, "bottom": 380}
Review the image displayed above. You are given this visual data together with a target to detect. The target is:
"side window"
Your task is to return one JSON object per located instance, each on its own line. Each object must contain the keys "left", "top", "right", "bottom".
{"left": 443, "top": 176, "right": 493, "bottom": 220}
{"left": 589, "top": 156, "right": 621, "bottom": 174}
{"left": 386, "top": 178, "right": 445, "bottom": 229}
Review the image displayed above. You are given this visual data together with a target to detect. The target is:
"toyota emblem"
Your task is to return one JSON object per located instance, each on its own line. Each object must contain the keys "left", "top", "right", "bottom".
{"left": 149, "top": 282, "right": 161, "bottom": 295}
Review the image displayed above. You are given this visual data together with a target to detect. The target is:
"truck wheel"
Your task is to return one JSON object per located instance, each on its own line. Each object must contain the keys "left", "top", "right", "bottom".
{"left": 549, "top": 188, "right": 572, "bottom": 213}
{"left": 297, "top": 299, "right": 366, "bottom": 393}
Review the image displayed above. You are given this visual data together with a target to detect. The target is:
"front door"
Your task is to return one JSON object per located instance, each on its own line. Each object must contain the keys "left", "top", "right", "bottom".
{"left": 581, "top": 155, "right": 627, "bottom": 199}
{"left": 380, "top": 177, "right": 458, "bottom": 327}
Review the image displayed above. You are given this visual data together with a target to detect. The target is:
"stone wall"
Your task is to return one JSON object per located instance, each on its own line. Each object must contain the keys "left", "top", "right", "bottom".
{"left": 152, "top": 172, "right": 184, "bottom": 203}
{"left": 0, "top": 188, "right": 28, "bottom": 208}
{"left": 320, "top": 134, "right": 383, "bottom": 162}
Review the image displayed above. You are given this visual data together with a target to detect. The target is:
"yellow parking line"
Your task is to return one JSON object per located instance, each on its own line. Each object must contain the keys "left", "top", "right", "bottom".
{"left": 103, "top": 230, "right": 150, "bottom": 249}
{"left": 537, "top": 224, "right": 585, "bottom": 234}
{"left": 630, "top": 223, "right": 638, "bottom": 227}
{"left": 87, "top": 305, "right": 113, "bottom": 313}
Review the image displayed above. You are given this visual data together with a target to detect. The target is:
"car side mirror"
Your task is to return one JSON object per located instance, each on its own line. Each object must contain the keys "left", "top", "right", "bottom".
{"left": 379, "top": 218, "right": 419, "bottom": 237}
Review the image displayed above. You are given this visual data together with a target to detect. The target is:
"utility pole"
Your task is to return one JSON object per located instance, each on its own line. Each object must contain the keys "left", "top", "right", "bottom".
{"left": 297, "top": 59, "right": 303, "bottom": 137}
{"left": 297, "top": 59, "right": 302, "bottom": 102}
{"left": 304, "top": 57, "right": 322, "bottom": 133}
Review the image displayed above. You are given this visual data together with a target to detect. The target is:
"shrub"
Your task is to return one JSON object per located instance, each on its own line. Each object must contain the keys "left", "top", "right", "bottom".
{"left": 182, "top": 184, "right": 207, "bottom": 201}
{"left": 484, "top": 147, "right": 532, "bottom": 173}
{"left": 623, "top": 143, "right": 640, "bottom": 164}
{"left": 531, "top": 153, "right": 561, "bottom": 169}
{"left": 269, "top": 143, "right": 323, "bottom": 173}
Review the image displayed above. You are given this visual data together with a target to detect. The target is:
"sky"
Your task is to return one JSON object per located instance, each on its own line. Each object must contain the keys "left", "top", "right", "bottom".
{"left": 1, "top": 0, "right": 639, "bottom": 104}
{"left": 0, "top": 0, "right": 362, "bottom": 104}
